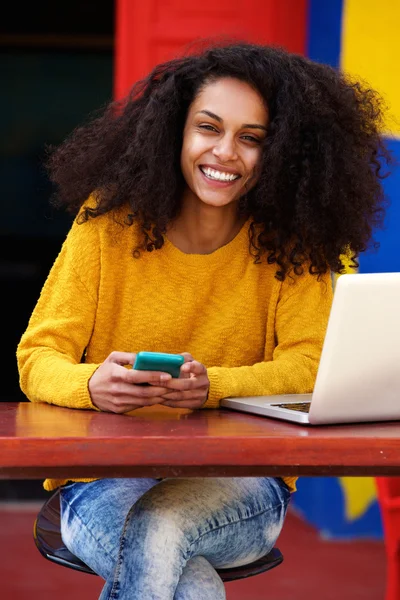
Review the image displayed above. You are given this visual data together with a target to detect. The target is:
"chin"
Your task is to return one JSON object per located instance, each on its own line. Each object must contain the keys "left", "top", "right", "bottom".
{"left": 195, "top": 189, "right": 238, "bottom": 207}
{"left": 199, "top": 197, "right": 236, "bottom": 209}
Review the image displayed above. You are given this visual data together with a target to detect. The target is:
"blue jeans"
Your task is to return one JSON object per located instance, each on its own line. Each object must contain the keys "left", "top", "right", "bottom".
{"left": 60, "top": 477, "right": 290, "bottom": 600}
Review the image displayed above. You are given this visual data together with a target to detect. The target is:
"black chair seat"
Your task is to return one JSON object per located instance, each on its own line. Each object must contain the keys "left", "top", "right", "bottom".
{"left": 34, "top": 489, "right": 283, "bottom": 583}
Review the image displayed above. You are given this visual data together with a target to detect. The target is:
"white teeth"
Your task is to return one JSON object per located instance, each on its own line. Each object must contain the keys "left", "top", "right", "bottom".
{"left": 201, "top": 167, "right": 240, "bottom": 182}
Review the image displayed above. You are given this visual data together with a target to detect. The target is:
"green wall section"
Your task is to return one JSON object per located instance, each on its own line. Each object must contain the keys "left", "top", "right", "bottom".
{"left": 1, "top": 51, "right": 112, "bottom": 237}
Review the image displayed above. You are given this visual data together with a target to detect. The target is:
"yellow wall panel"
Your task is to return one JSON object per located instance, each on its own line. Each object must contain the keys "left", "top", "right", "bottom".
{"left": 341, "top": 0, "right": 400, "bottom": 137}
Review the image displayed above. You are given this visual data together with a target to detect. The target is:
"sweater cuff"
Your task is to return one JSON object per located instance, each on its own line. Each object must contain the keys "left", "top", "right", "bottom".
{"left": 76, "top": 364, "right": 102, "bottom": 411}
{"left": 202, "top": 367, "right": 233, "bottom": 409}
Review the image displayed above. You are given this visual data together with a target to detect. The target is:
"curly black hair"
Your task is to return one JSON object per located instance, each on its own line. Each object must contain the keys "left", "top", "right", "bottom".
{"left": 47, "top": 42, "right": 391, "bottom": 280}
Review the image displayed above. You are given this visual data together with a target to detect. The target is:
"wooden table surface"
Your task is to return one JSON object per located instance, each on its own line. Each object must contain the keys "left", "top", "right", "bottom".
{"left": 1, "top": 402, "right": 400, "bottom": 479}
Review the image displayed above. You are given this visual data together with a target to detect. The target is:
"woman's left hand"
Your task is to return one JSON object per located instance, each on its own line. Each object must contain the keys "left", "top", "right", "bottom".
{"left": 161, "top": 353, "right": 210, "bottom": 409}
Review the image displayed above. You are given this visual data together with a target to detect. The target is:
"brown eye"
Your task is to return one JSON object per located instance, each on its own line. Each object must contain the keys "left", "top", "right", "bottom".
{"left": 241, "top": 135, "right": 260, "bottom": 143}
{"left": 199, "top": 124, "right": 218, "bottom": 132}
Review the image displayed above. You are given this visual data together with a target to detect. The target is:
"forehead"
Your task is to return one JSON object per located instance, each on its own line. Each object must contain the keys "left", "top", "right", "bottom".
{"left": 189, "top": 77, "right": 268, "bottom": 123}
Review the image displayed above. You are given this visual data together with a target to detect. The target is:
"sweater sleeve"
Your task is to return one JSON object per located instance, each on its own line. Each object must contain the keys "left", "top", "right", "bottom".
{"left": 17, "top": 218, "right": 101, "bottom": 410}
{"left": 204, "top": 270, "right": 333, "bottom": 408}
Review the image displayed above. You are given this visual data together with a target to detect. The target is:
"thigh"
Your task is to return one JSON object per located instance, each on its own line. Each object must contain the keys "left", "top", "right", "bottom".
{"left": 132, "top": 476, "right": 290, "bottom": 569}
{"left": 59, "top": 477, "right": 159, "bottom": 579}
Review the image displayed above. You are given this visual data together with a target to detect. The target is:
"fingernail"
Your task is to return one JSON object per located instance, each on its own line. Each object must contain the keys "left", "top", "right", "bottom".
{"left": 160, "top": 374, "right": 171, "bottom": 381}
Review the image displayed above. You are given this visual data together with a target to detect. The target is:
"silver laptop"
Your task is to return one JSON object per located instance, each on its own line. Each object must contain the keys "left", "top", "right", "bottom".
{"left": 221, "top": 272, "right": 400, "bottom": 425}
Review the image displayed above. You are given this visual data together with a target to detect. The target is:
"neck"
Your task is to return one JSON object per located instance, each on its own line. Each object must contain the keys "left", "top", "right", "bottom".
{"left": 167, "top": 194, "right": 247, "bottom": 255}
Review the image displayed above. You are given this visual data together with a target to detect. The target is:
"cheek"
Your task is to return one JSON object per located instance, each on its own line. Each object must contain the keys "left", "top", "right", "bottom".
{"left": 180, "top": 141, "right": 201, "bottom": 190}
{"left": 244, "top": 149, "right": 263, "bottom": 182}
{"left": 238, "top": 152, "right": 262, "bottom": 194}
{"left": 250, "top": 148, "right": 263, "bottom": 171}
{"left": 180, "top": 140, "right": 192, "bottom": 180}
{"left": 182, "top": 134, "right": 211, "bottom": 166}
{"left": 181, "top": 136, "right": 210, "bottom": 185}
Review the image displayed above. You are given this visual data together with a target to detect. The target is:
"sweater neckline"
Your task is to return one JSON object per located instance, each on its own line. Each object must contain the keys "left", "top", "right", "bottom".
{"left": 162, "top": 219, "right": 251, "bottom": 267}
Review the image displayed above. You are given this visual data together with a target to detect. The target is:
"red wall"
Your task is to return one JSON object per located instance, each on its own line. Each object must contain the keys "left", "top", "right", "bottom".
{"left": 114, "top": 0, "right": 307, "bottom": 99}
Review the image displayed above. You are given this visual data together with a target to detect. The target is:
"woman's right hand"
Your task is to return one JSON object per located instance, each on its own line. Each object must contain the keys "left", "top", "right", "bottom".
{"left": 88, "top": 351, "right": 172, "bottom": 413}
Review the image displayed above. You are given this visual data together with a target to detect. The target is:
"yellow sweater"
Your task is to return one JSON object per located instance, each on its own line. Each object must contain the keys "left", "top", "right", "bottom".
{"left": 17, "top": 209, "right": 333, "bottom": 492}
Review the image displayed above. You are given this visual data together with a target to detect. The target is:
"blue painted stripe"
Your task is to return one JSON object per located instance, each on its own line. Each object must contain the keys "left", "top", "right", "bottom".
{"left": 359, "top": 137, "right": 400, "bottom": 274}
{"left": 307, "top": 0, "right": 344, "bottom": 67}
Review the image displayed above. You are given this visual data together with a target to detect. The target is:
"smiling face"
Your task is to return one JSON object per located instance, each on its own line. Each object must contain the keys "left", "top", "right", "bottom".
{"left": 180, "top": 77, "right": 268, "bottom": 212}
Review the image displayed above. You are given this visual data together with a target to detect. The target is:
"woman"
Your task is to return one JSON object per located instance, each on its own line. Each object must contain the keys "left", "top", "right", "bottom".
{"left": 17, "top": 43, "right": 388, "bottom": 599}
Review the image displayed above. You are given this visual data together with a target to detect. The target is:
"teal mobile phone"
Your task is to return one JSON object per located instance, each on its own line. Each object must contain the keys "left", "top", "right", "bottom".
{"left": 133, "top": 351, "right": 184, "bottom": 378}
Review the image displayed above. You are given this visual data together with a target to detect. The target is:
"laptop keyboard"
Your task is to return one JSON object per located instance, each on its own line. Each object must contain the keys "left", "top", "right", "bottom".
{"left": 270, "top": 402, "right": 311, "bottom": 413}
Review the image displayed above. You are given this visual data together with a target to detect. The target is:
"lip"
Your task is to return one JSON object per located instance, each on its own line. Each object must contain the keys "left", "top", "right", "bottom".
{"left": 199, "top": 163, "right": 242, "bottom": 176}
{"left": 198, "top": 166, "right": 240, "bottom": 188}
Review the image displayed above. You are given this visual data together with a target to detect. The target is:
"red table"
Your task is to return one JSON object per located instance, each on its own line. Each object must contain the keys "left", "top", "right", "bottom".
{"left": 1, "top": 402, "right": 400, "bottom": 479}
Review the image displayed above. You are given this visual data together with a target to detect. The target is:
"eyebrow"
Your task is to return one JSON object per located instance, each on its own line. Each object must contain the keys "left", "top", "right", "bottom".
{"left": 196, "top": 110, "right": 268, "bottom": 132}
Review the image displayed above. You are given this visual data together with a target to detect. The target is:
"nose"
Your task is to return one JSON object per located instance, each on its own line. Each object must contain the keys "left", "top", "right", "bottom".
{"left": 212, "top": 134, "right": 238, "bottom": 162}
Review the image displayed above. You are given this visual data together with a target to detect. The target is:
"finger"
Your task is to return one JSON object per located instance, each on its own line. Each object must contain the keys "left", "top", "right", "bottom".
{"left": 180, "top": 360, "right": 207, "bottom": 377}
{"left": 132, "top": 384, "right": 172, "bottom": 398}
{"left": 123, "top": 395, "right": 167, "bottom": 407}
{"left": 179, "top": 353, "right": 194, "bottom": 378}
{"left": 107, "top": 351, "right": 137, "bottom": 367}
{"left": 162, "top": 373, "right": 209, "bottom": 391}
{"left": 109, "top": 381, "right": 171, "bottom": 399}
{"left": 161, "top": 389, "right": 207, "bottom": 402}
{"left": 126, "top": 369, "right": 172, "bottom": 386}
{"left": 181, "top": 352, "right": 194, "bottom": 363}
{"left": 110, "top": 365, "right": 171, "bottom": 389}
